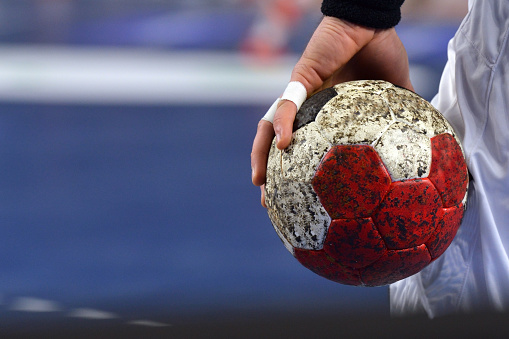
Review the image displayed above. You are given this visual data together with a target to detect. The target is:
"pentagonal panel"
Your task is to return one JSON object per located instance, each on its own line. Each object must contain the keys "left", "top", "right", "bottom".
{"left": 293, "top": 87, "right": 337, "bottom": 131}
{"left": 323, "top": 218, "right": 386, "bottom": 269}
{"left": 315, "top": 91, "right": 392, "bottom": 146}
{"left": 360, "top": 245, "right": 432, "bottom": 287}
{"left": 312, "top": 145, "right": 392, "bottom": 219}
{"left": 282, "top": 122, "right": 331, "bottom": 183}
{"left": 373, "top": 179, "right": 442, "bottom": 250}
{"left": 428, "top": 133, "right": 469, "bottom": 208}
{"left": 380, "top": 86, "right": 452, "bottom": 138}
{"left": 374, "top": 122, "right": 432, "bottom": 181}
{"left": 294, "top": 248, "right": 361, "bottom": 286}
{"left": 270, "top": 180, "right": 331, "bottom": 250}
{"left": 426, "top": 204, "right": 464, "bottom": 259}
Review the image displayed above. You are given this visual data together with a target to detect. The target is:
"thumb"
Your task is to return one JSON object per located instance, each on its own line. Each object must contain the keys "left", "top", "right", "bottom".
{"left": 273, "top": 81, "right": 309, "bottom": 150}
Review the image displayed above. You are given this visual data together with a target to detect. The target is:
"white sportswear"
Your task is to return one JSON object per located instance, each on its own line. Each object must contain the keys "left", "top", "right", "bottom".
{"left": 390, "top": 0, "right": 509, "bottom": 318}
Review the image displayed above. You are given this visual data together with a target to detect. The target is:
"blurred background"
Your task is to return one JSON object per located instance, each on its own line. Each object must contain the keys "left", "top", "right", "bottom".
{"left": 0, "top": 0, "right": 487, "bottom": 337}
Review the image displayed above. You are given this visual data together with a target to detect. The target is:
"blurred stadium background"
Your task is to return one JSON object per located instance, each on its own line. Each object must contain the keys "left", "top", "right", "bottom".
{"left": 1, "top": 0, "right": 507, "bottom": 337}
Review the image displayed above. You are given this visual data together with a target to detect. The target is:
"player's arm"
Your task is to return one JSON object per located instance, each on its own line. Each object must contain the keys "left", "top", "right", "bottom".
{"left": 251, "top": 0, "right": 413, "bottom": 206}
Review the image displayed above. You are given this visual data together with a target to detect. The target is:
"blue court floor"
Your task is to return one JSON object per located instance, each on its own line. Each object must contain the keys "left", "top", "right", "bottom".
{"left": 0, "top": 102, "right": 389, "bottom": 328}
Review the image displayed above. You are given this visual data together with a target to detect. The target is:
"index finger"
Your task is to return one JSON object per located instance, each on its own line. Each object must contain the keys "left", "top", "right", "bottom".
{"left": 273, "top": 99, "right": 299, "bottom": 150}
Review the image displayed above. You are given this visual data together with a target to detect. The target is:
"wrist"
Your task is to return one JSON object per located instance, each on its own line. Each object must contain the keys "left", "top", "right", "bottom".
{"left": 321, "top": 0, "right": 404, "bottom": 29}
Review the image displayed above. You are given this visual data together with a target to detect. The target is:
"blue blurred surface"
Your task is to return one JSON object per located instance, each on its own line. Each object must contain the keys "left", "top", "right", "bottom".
{"left": 72, "top": 8, "right": 255, "bottom": 49}
{"left": 0, "top": 103, "right": 389, "bottom": 320}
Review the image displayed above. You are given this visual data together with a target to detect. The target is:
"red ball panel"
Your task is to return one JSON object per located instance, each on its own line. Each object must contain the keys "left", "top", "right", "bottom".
{"left": 428, "top": 133, "right": 469, "bottom": 207}
{"left": 426, "top": 204, "right": 464, "bottom": 259}
{"left": 324, "top": 218, "right": 386, "bottom": 269}
{"left": 373, "top": 179, "right": 441, "bottom": 250}
{"left": 360, "top": 245, "right": 432, "bottom": 286}
{"left": 294, "top": 248, "right": 361, "bottom": 286}
{"left": 312, "top": 145, "right": 392, "bottom": 219}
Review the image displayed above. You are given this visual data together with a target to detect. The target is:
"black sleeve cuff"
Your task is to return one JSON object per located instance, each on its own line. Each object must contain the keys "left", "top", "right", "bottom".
{"left": 321, "top": 0, "right": 405, "bottom": 29}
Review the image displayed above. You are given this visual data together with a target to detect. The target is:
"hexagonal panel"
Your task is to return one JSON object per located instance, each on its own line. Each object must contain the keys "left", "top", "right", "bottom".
{"left": 426, "top": 204, "right": 464, "bottom": 259}
{"left": 294, "top": 248, "right": 361, "bottom": 286}
{"left": 323, "top": 218, "right": 386, "bottom": 269}
{"left": 281, "top": 122, "right": 331, "bottom": 183}
{"left": 315, "top": 91, "right": 392, "bottom": 146}
{"left": 373, "top": 179, "right": 442, "bottom": 250}
{"left": 332, "top": 80, "right": 393, "bottom": 97}
{"left": 312, "top": 145, "right": 392, "bottom": 219}
{"left": 270, "top": 179, "right": 331, "bottom": 250}
{"left": 374, "top": 122, "right": 432, "bottom": 181}
{"left": 360, "top": 245, "right": 432, "bottom": 287}
{"left": 380, "top": 86, "right": 452, "bottom": 138}
{"left": 428, "top": 133, "right": 469, "bottom": 208}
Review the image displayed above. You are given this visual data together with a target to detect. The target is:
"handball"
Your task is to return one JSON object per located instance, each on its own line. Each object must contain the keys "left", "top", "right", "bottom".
{"left": 265, "top": 80, "right": 469, "bottom": 286}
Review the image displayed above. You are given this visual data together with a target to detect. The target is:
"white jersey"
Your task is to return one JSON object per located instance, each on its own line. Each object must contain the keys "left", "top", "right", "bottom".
{"left": 390, "top": 0, "right": 509, "bottom": 318}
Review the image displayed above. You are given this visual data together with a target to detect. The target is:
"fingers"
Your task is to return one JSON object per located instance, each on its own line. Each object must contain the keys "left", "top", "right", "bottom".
{"left": 332, "top": 27, "right": 414, "bottom": 92}
{"left": 251, "top": 119, "right": 275, "bottom": 187}
{"left": 273, "top": 99, "right": 298, "bottom": 150}
{"left": 369, "top": 28, "right": 414, "bottom": 91}
{"left": 260, "top": 185, "right": 267, "bottom": 208}
{"left": 292, "top": 17, "right": 376, "bottom": 89}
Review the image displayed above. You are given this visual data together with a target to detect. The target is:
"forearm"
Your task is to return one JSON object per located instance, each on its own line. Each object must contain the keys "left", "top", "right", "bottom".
{"left": 321, "top": 0, "right": 405, "bottom": 29}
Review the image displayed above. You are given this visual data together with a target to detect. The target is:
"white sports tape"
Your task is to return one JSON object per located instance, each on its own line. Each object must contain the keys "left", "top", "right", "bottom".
{"left": 261, "top": 98, "right": 281, "bottom": 123}
{"left": 281, "top": 81, "right": 307, "bottom": 111}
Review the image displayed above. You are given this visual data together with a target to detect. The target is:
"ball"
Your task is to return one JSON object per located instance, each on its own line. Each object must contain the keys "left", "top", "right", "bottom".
{"left": 265, "top": 80, "right": 469, "bottom": 287}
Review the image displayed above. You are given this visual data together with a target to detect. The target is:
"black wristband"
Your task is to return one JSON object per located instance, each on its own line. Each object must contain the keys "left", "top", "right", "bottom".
{"left": 321, "top": 0, "right": 405, "bottom": 29}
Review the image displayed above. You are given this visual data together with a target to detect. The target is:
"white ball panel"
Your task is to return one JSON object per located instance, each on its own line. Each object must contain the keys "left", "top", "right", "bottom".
{"left": 267, "top": 208, "right": 295, "bottom": 255}
{"left": 380, "top": 87, "right": 453, "bottom": 138}
{"left": 315, "top": 90, "right": 392, "bottom": 146}
{"left": 270, "top": 180, "right": 331, "bottom": 250}
{"left": 264, "top": 138, "right": 281, "bottom": 210}
{"left": 281, "top": 122, "right": 331, "bottom": 183}
{"left": 333, "top": 80, "right": 393, "bottom": 96}
{"left": 374, "top": 122, "right": 432, "bottom": 181}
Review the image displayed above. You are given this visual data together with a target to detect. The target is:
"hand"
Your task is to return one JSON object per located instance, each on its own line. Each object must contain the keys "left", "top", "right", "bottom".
{"left": 251, "top": 16, "right": 414, "bottom": 207}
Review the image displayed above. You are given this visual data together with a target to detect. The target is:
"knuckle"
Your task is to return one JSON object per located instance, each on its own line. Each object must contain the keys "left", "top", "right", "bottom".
{"left": 292, "top": 63, "right": 320, "bottom": 89}
{"left": 272, "top": 114, "right": 284, "bottom": 126}
{"left": 256, "top": 119, "right": 266, "bottom": 130}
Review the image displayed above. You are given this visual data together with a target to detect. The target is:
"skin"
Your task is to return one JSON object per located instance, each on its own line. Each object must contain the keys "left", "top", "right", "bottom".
{"left": 251, "top": 16, "right": 414, "bottom": 207}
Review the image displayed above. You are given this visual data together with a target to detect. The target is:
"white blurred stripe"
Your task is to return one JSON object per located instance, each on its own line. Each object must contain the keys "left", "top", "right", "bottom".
{"left": 128, "top": 319, "right": 171, "bottom": 327}
{"left": 7, "top": 295, "right": 173, "bottom": 327}
{"left": 10, "top": 297, "right": 62, "bottom": 312}
{"left": 0, "top": 44, "right": 296, "bottom": 105}
{"left": 68, "top": 308, "right": 118, "bottom": 319}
